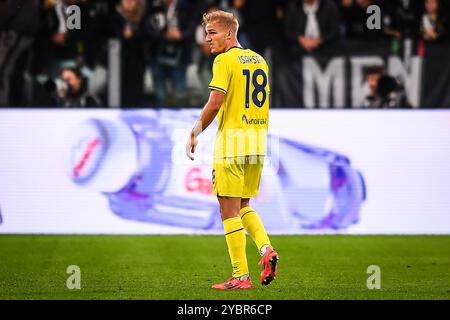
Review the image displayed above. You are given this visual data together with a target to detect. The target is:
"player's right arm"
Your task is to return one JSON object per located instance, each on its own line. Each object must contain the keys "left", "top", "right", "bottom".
{"left": 186, "top": 90, "right": 225, "bottom": 161}
{"left": 186, "top": 55, "right": 229, "bottom": 161}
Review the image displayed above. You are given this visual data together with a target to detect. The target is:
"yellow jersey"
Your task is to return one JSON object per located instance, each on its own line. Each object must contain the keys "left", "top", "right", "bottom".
{"left": 209, "top": 47, "right": 270, "bottom": 159}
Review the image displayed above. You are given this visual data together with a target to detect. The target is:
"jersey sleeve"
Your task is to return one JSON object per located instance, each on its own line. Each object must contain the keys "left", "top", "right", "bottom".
{"left": 208, "top": 56, "right": 229, "bottom": 95}
{"left": 263, "top": 58, "right": 271, "bottom": 95}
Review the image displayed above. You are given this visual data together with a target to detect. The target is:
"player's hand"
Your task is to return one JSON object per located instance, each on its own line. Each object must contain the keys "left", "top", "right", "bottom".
{"left": 186, "top": 134, "right": 198, "bottom": 161}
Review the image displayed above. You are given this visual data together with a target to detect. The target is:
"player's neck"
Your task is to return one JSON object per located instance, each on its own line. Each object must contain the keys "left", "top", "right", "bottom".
{"left": 224, "top": 40, "right": 242, "bottom": 52}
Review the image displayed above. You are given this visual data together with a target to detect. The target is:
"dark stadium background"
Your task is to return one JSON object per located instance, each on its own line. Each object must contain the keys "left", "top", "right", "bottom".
{"left": 0, "top": 0, "right": 450, "bottom": 303}
{"left": 1, "top": 0, "right": 450, "bottom": 109}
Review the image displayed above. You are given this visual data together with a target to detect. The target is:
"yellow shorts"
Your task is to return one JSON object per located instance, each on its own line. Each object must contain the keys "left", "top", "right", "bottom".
{"left": 212, "top": 155, "right": 264, "bottom": 198}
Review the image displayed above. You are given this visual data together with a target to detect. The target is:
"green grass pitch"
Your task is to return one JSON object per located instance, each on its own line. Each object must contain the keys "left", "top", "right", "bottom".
{"left": 0, "top": 235, "right": 449, "bottom": 300}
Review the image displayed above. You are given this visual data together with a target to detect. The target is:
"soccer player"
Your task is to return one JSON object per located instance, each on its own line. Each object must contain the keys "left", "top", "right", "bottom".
{"left": 185, "top": 10, "right": 279, "bottom": 290}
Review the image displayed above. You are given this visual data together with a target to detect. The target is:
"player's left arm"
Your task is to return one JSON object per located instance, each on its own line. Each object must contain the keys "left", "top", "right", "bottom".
{"left": 186, "top": 90, "right": 225, "bottom": 160}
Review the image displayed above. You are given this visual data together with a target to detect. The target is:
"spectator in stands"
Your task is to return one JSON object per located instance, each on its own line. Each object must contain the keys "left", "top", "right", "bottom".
{"left": 284, "top": 0, "right": 341, "bottom": 55}
{"left": 31, "top": 0, "right": 111, "bottom": 107}
{"left": 226, "top": 0, "right": 286, "bottom": 56}
{"left": 111, "top": 0, "right": 149, "bottom": 107}
{"left": 195, "top": 0, "right": 220, "bottom": 103}
{"left": 75, "top": 0, "right": 112, "bottom": 104}
{"left": 362, "top": 65, "right": 383, "bottom": 107}
{"left": 222, "top": 0, "right": 252, "bottom": 49}
{"left": 49, "top": 66, "right": 100, "bottom": 108}
{"left": 147, "top": 0, "right": 198, "bottom": 107}
{"left": 420, "top": 0, "right": 449, "bottom": 43}
{"left": 0, "top": 0, "right": 41, "bottom": 106}
{"left": 76, "top": 0, "right": 111, "bottom": 69}
{"left": 37, "top": 0, "right": 89, "bottom": 78}
{"left": 383, "top": 0, "right": 422, "bottom": 54}
{"left": 362, "top": 65, "right": 411, "bottom": 108}
{"left": 338, "top": 0, "right": 386, "bottom": 42}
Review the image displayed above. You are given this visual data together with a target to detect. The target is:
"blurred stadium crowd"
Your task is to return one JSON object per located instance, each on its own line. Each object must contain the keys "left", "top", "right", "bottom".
{"left": 0, "top": 0, "right": 449, "bottom": 108}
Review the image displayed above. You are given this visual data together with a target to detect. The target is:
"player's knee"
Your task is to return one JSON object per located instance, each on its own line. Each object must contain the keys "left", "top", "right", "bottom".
{"left": 218, "top": 198, "right": 241, "bottom": 220}
{"left": 240, "top": 198, "right": 250, "bottom": 209}
{"left": 220, "top": 208, "right": 240, "bottom": 221}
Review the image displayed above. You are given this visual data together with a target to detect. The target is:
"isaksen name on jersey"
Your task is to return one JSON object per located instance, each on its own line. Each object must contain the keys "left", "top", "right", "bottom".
{"left": 238, "top": 55, "right": 262, "bottom": 64}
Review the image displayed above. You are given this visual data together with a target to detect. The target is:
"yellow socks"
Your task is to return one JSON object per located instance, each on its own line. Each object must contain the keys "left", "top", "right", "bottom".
{"left": 223, "top": 216, "right": 249, "bottom": 278}
{"left": 222, "top": 209, "right": 271, "bottom": 277}
{"left": 239, "top": 207, "right": 271, "bottom": 255}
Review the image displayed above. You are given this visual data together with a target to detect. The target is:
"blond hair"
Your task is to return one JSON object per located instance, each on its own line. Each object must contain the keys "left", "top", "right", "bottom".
{"left": 202, "top": 9, "right": 239, "bottom": 34}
